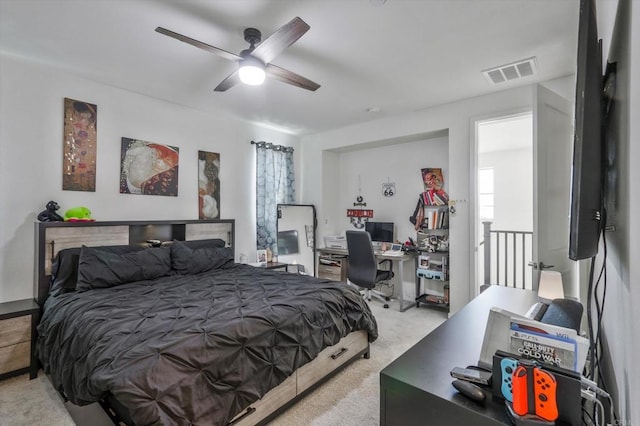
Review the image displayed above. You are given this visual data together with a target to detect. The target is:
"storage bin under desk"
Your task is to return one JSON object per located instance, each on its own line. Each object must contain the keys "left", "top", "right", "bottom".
{"left": 317, "top": 255, "right": 348, "bottom": 282}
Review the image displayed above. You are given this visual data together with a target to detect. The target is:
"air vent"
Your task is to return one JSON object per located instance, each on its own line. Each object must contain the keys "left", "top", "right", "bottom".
{"left": 482, "top": 57, "right": 537, "bottom": 84}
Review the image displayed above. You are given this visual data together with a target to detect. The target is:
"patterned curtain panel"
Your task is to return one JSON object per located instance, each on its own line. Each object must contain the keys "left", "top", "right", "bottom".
{"left": 255, "top": 141, "right": 295, "bottom": 252}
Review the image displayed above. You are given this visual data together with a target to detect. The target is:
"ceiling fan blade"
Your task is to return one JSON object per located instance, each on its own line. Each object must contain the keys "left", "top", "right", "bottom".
{"left": 155, "top": 27, "right": 242, "bottom": 62}
{"left": 214, "top": 70, "right": 241, "bottom": 92}
{"left": 266, "top": 64, "right": 320, "bottom": 91}
{"left": 251, "top": 17, "right": 310, "bottom": 64}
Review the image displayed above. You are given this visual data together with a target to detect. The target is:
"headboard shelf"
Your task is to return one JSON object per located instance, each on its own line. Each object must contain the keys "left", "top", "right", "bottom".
{"left": 34, "top": 219, "right": 235, "bottom": 305}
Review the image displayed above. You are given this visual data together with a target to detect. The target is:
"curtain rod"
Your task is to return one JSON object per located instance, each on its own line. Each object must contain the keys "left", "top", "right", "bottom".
{"left": 251, "top": 140, "right": 294, "bottom": 153}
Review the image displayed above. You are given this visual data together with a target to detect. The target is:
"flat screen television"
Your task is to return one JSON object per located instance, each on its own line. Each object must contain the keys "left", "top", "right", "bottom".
{"left": 277, "top": 230, "right": 299, "bottom": 255}
{"left": 365, "top": 221, "right": 394, "bottom": 243}
{"left": 568, "top": 0, "right": 604, "bottom": 261}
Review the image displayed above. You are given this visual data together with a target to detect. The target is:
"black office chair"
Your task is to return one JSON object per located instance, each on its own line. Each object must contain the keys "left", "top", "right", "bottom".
{"left": 346, "top": 230, "right": 394, "bottom": 309}
{"left": 540, "top": 298, "right": 584, "bottom": 333}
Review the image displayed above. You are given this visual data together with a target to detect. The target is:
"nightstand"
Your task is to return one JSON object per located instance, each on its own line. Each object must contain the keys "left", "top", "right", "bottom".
{"left": 0, "top": 299, "right": 40, "bottom": 380}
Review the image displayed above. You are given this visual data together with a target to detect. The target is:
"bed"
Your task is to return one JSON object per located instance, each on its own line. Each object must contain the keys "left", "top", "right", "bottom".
{"left": 34, "top": 219, "right": 378, "bottom": 426}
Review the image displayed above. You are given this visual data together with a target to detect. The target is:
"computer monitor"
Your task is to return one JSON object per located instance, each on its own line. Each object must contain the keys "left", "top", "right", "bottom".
{"left": 365, "top": 221, "right": 394, "bottom": 243}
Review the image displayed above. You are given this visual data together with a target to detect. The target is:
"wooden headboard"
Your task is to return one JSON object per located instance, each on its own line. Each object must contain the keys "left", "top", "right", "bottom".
{"left": 34, "top": 219, "right": 235, "bottom": 305}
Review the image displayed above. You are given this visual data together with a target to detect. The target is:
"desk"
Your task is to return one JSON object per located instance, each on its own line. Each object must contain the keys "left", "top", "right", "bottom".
{"left": 380, "top": 286, "right": 538, "bottom": 426}
{"left": 317, "top": 247, "right": 419, "bottom": 312}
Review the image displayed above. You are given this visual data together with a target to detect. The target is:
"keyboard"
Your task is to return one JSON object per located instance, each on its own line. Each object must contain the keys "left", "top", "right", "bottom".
{"left": 381, "top": 250, "right": 404, "bottom": 257}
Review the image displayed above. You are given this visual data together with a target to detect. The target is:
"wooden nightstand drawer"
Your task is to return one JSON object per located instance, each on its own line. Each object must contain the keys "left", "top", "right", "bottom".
{"left": 0, "top": 299, "right": 40, "bottom": 380}
{"left": 0, "top": 315, "right": 31, "bottom": 347}
{"left": 0, "top": 341, "right": 30, "bottom": 375}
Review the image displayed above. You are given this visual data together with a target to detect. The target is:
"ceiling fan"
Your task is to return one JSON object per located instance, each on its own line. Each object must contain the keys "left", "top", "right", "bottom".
{"left": 155, "top": 17, "right": 320, "bottom": 92}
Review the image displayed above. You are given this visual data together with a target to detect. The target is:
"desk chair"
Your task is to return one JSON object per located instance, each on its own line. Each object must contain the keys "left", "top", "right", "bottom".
{"left": 346, "top": 230, "right": 394, "bottom": 309}
{"left": 540, "top": 298, "right": 584, "bottom": 333}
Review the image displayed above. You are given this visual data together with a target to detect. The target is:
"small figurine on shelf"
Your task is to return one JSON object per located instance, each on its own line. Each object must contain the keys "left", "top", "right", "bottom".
{"left": 64, "top": 206, "right": 95, "bottom": 222}
{"left": 37, "top": 201, "right": 65, "bottom": 222}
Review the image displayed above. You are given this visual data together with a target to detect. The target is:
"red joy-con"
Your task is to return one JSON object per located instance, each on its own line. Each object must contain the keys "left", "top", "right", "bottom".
{"left": 512, "top": 365, "right": 529, "bottom": 416}
{"left": 533, "top": 368, "right": 559, "bottom": 421}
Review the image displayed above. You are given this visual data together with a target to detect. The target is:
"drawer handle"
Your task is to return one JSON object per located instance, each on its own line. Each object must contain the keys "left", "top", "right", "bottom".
{"left": 330, "top": 347, "right": 349, "bottom": 360}
{"left": 229, "top": 407, "right": 256, "bottom": 425}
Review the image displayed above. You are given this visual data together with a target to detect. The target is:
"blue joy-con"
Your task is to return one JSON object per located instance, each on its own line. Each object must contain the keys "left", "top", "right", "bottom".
{"left": 500, "top": 358, "right": 519, "bottom": 402}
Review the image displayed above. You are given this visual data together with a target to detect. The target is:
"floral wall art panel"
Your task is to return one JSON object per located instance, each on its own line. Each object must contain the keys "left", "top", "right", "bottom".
{"left": 198, "top": 150, "right": 220, "bottom": 219}
{"left": 120, "top": 138, "right": 179, "bottom": 196}
{"left": 63, "top": 98, "right": 97, "bottom": 191}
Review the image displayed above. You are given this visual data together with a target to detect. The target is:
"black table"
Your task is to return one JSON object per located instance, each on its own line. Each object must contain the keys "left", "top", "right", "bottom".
{"left": 380, "top": 286, "right": 538, "bottom": 426}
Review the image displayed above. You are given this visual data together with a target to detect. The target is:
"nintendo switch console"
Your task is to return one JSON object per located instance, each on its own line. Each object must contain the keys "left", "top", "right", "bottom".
{"left": 493, "top": 351, "right": 581, "bottom": 426}
{"left": 511, "top": 361, "right": 559, "bottom": 421}
{"left": 500, "top": 357, "right": 519, "bottom": 401}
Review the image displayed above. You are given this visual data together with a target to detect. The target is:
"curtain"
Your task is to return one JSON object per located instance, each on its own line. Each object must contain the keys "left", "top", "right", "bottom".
{"left": 255, "top": 141, "right": 295, "bottom": 253}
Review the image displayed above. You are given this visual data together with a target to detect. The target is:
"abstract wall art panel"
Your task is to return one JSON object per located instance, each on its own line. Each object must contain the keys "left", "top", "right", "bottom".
{"left": 198, "top": 150, "right": 220, "bottom": 219}
{"left": 63, "top": 98, "right": 97, "bottom": 191}
{"left": 120, "top": 138, "right": 179, "bottom": 196}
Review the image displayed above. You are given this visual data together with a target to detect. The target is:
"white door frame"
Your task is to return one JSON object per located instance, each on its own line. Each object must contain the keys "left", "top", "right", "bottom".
{"left": 469, "top": 107, "right": 533, "bottom": 299}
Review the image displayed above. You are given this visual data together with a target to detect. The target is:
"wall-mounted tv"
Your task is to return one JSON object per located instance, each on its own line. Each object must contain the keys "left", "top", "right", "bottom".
{"left": 569, "top": 0, "right": 604, "bottom": 261}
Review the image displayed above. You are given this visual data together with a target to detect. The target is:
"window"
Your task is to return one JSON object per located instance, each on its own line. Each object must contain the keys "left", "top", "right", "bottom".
{"left": 255, "top": 142, "right": 295, "bottom": 253}
{"left": 478, "top": 168, "right": 494, "bottom": 219}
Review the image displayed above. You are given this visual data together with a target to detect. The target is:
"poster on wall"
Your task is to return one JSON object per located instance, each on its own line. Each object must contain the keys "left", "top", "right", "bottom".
{"left": 62, "top": 97, "right": 97, "bottom": 191}
{"left": 420, "top": 167, "right": 449, "bottom": 205}
{"left": 119, "top": 137, "right": 179, "bottom": 196}
{"left": 198, "top": 150, "right": 220, "bottom": 219}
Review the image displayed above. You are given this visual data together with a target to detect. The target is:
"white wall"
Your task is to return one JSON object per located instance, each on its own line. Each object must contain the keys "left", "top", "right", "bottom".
{"left": 479, "top": 147, "right": 533, "bottom": 232}
{"left": 0, "top": 54, "right": 299, "bottom": 303}
{"left": 300, "top": 86, "right": 535, "bottom": 314}
{"left": 335, "top": 136, "right": 449, "bottom": 242}
{"left": 592, "top": 0, "right": 639, "bottom": 423}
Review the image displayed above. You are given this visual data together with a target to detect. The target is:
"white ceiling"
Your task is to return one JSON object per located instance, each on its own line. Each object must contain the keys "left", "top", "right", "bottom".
{"left": 0, "top": 0, "right": 579, "bottom": 136}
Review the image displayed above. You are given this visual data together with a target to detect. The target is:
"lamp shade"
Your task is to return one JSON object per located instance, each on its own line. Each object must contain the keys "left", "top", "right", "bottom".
{"left": 238, "top": 56, "right": 265, "bottom": 86}
{"left": 538, "top": 270, "right": 565, "bottom": 303}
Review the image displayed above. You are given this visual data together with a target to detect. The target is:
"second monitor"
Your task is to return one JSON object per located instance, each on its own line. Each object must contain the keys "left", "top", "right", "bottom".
{"left": 365, "top": 221, "right": 394, "bottom": 244}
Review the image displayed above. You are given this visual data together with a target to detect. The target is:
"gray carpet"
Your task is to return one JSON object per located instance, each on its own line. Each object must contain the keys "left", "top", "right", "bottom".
{"left": 0, "top": 300, "right": 446, "bottom": 426}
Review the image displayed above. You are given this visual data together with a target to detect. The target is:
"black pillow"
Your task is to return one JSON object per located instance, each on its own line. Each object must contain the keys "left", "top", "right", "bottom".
{"left": 50, "top": 245, "right": 145, "bottom": 293}
{"left": 170, "top": 240, "right": 234, "bottom": 275}
{"left": 177, "top": 238, "right": 227, "bottom": 250}
{"left": 76, "top": 246, "right": 171, "bottom": 292}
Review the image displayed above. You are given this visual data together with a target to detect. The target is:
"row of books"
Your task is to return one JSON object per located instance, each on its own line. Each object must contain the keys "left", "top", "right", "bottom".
{"left": 420, "top": 208, "right": 449, "bottom": 230}
{"left": 421, "top": 190, "right": 449, "bottom": 206}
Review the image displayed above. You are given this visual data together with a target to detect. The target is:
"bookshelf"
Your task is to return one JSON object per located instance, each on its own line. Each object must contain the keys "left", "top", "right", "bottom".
{"left": 415, "top": 206, "right": 450, "bottom": 312}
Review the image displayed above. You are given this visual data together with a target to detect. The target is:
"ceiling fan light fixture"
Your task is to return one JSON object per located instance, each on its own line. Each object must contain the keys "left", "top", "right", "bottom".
{"left": 238, "top": 56, "right": 266, "bottom": 86}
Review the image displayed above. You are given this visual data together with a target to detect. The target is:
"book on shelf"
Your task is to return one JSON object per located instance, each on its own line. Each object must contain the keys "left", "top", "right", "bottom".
{"left": 421, "top": 189, "right": 449, "bottom": 207}
{"left": 419, "top": 207, "right": 449, "bottom": 230}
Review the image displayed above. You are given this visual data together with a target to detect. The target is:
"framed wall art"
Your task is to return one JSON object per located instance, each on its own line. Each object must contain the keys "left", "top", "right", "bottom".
{"left": 198, "top": 150, "right": 220, "bottom": 219}
{"left": 63, "top": 98, "right": 97, "bottom": 191}
{"left": 120, "top": 138, "right": 179, "bottom": 196}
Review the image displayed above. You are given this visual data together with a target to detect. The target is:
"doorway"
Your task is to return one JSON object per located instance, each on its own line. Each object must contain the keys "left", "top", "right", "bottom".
{"left": 475, "top": 112, "right": 534, "bottom": 292}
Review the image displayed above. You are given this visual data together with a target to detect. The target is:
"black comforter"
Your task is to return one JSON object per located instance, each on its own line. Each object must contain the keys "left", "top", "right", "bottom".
{"left": 37, "top": 264, "right": 378, "bottom": 425}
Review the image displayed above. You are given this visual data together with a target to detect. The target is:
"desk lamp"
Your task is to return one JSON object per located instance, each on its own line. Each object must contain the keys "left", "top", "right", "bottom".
{"left": 537, "top": 271, "right": 565, "bottom": 303}
{"left": 525, "top": 270, "right": 565, "bottom": 320}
